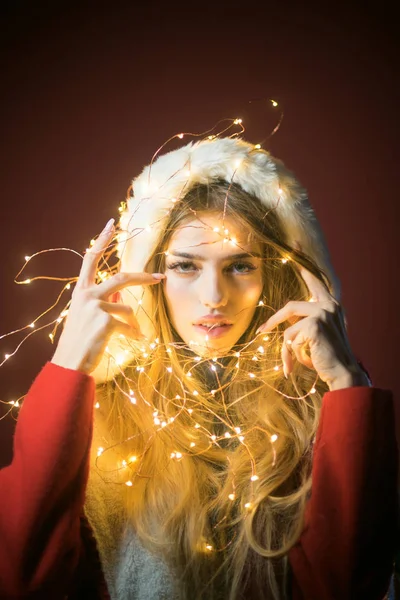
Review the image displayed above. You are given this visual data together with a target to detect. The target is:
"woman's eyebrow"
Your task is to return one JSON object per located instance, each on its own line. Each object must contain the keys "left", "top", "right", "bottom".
{"left": 168, "top": 251, "right": 262, "bottom": 260}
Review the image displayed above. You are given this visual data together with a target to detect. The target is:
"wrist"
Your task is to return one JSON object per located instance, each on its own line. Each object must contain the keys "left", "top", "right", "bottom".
{"left": 328, "top": 368, "right": 371, "bottom": 391}
{"left": 51, "top": 351, "right": 88, "bottom": 375}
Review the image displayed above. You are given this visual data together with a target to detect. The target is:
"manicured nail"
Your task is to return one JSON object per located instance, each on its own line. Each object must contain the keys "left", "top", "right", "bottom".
{"left": 283, "top": 364, "right": 288, "bottom": 379}
{"left": 103, "top": 218, "right": 115, "bottom": 233}
{"left": 152, "top": 273, "right": 166, "bottom": 279}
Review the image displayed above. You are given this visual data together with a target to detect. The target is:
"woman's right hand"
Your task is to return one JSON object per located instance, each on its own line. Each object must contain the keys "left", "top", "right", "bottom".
{"left": 51, "top": 218, "right": 165, "bottom": 375}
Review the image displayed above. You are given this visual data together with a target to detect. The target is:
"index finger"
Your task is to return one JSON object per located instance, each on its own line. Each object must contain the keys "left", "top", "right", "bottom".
{"left": 297, "top": 264, "right": 331, "bottom": 303}
{"left": 78, "top": 219, "right": 115, "bottom": 288}
{"left": 95, "top": 272, "right": 166, "bottom": 299}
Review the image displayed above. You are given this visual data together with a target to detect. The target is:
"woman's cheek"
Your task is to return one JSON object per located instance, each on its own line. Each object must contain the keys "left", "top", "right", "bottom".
{"left": 164, "top": 276, "right": 190, "bottom": 315}
{"left": 241, "top": 278, "right": 263, "bottom": 303}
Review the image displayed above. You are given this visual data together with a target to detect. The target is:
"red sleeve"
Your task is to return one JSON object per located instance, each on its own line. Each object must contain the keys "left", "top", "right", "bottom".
{"left": 289, "top": 386, "right": 398, "bottom": 600}
{"left": 0, "top": 362, "right": 95, "bottom": 598}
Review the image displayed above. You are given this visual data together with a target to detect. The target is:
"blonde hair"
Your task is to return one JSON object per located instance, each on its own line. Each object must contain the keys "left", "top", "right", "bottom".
{"left": 94, "top": 181, "right": 330, "bottom": 599}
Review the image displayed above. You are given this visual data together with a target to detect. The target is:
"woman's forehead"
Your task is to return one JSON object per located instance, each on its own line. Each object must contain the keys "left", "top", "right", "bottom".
{"left": 167, "top": 215, "right": 259, "bottom": 255}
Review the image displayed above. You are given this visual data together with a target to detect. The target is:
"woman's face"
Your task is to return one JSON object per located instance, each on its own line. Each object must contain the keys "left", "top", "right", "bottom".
{"left": 163, "top": 213, "right": 264, "bottom": 357}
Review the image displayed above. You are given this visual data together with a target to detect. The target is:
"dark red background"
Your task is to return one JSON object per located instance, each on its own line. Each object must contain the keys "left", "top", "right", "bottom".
{"left": 0, "top": 2, "right": 398, "bottom": 465}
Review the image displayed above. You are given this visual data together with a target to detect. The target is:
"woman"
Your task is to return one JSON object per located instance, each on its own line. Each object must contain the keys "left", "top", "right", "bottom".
{"left": 0, "top": 135, "right": 397, "bottom": 599}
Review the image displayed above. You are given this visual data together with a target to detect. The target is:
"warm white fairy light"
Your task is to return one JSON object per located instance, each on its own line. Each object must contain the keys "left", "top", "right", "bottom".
{"left": 95, "top": 402, "right": 100, "bottom": 409}
{"left": 2, "top": 118, "right": 324, "bottom": 543}
{"left": 97, "top": 447, "right": 104, "bottom": 457}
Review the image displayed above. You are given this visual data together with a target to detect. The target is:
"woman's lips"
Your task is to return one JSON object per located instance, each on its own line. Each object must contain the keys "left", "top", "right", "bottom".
{"left": 193, "top": 324, "right": 233, "bottom": 338}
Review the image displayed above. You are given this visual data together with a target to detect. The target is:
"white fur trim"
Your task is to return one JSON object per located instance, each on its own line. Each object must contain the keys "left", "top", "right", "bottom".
{"left": 92, "top": 137, "right": 340, "bottom": 383}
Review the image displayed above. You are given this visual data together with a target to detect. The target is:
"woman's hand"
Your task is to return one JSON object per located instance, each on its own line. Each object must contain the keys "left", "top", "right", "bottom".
{"left": 51, "top": 218, "right": 165, "bottom": 375}
{"left": 256, "top": 245, "right": 369, "bottom": 390}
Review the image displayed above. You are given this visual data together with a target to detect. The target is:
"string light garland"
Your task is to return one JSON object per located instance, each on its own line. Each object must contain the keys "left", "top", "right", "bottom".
{"left": 0, "top": 104, "right": 324, "bottom": 556}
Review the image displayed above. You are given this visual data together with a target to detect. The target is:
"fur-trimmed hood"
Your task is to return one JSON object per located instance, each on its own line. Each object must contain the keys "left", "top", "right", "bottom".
{"left": 93, "top": 136, "right": 340, "bottom": 383}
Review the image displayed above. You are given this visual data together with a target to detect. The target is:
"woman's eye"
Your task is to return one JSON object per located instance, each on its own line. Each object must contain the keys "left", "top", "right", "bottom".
{"left": 167, "top": 261, "right": 196, "bottom": 273}
{"left": 231, "top": 262, "right": 257, "bottom": 274}
{"left": 166, "top": 261, "right": 257, "bottom": 274}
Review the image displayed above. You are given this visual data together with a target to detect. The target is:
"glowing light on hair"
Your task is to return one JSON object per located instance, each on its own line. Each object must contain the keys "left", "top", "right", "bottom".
{"left": 0, "top": 110, "right": 326, "bottom": 558}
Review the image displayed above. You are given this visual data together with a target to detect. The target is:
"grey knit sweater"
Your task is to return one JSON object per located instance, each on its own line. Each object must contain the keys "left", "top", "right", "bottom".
{"left": 85, "top": 463, "right": 180, "bottom": 600}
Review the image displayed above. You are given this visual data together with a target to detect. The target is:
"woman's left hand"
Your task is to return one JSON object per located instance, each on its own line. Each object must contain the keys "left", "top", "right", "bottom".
{"left": 256, "top": 248, "right": 369, "bottom": 389}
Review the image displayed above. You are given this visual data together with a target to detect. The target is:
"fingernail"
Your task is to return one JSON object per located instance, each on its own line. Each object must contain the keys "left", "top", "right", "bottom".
{"left": 152, "top": 273, "right": 166, "bottom": 279}
{"left": 283, "top": 364, "right": 288, "bottom": 379}
{"left": 103, "top": 218, "right": 115, "bottom": 233}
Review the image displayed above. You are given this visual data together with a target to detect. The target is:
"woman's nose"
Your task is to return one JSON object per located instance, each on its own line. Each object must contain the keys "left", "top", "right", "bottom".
{"left": 199, "top": 271, "right": 228, "bottom": 308}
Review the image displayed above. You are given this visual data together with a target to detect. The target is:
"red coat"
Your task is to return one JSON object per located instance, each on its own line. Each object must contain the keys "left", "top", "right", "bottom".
{"left": 0, "top": 362, "right": 397, "bottom": 599}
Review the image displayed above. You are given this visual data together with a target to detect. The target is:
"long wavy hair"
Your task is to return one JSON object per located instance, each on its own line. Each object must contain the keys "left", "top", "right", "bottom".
{"left": 93, "top": 180, "right": 331, "bottom": 599}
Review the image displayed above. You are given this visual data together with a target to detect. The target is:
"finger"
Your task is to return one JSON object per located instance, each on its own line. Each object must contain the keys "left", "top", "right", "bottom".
{"left": 260, "top": 300, "right": 335, "bottom": 332}
{"left": 297, "top": 266, "right": 332, "bottom": 303}
{"left": 95, "top": 272, "right": 166, "bottom": 299}
{"left": 112, "top": 317, "right": 146, "bottom": 341}
{"left": 99, "top": 300, "right": 139, "bottom": 330}
{"left": 78, "top": 219, "right": 115, "bottom": 288}
{"left": 283, "top": 324, "right": 314, "bottom": 373}
{"left": 290, "top": 332, "right": 313, "bottom": 370}
{"left": 281, "top": 340, "right": 294, "bottom": 378}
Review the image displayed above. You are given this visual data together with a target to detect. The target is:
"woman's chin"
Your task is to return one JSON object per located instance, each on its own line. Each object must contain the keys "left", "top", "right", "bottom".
{"left": 189, "top": 340, "right": 234, "bottom": 359}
